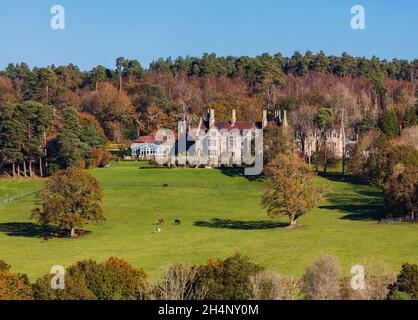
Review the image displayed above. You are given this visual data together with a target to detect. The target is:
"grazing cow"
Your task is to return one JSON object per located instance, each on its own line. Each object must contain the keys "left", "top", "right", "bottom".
{"left": 174, "top": 219, "right": 181, "bottom": 225}
{"left": 155, "top": 228, "right": 162, "bottom": 233}
{"left": 158, "top": 219, "right": 165, "bottom": 225}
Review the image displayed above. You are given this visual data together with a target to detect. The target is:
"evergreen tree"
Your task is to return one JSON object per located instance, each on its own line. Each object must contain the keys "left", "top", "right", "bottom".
{"left": 379, "top": 109, "right": 400, "bottom": 138}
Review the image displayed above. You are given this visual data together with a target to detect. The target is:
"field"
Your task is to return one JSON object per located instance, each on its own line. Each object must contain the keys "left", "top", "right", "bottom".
{"left": 0, "top": 161, "right": 417, "bottom": 281}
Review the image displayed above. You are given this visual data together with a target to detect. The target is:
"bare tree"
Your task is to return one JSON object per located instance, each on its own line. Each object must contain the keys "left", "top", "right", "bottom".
{"left": 303, "top": 255, "right": 341, "bottom": 300}
{"left": 342, "top": 262, "right": 396, "bottom": 300}
{"left": 250, "top": 271, "right": 301, "bottom": 300}
{"left": 292, "top": 105, "right": 317, "bottom": 164}
{"left": 154, "top": 264, "right": 207, "bottom": 300}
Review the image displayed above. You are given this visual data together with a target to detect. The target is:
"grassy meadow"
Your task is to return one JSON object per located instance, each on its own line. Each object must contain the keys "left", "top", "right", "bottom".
{"left": 0, "top": 161, "right": 417, "bottom": 281}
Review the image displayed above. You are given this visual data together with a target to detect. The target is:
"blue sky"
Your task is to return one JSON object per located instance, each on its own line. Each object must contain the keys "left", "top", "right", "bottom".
{"left": 0, "top": 0, "right": 417, "bottom": 70}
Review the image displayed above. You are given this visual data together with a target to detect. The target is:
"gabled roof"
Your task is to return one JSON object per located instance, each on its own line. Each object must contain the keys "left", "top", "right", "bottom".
{"left": 212, "top": 121, "right": 231, "bottom": 131}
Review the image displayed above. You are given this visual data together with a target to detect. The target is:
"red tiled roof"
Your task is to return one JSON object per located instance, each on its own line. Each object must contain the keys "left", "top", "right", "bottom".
{"left": 134, "top": 134, "right": 156, "bottom": 143}
{"left": 134, "top": 133, "right": 174, "bottom": 143}
{"left": 232, "top": 121, "right": 255, "bottom": 131}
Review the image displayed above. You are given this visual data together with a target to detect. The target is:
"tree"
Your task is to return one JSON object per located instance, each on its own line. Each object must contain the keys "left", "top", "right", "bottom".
{"left": 0, "top": 262, "right": 33, "bottom": 300}
{"left": 66, "top": 257, "right": 147, "bottom": 300}
{"left": 16, "top": 101, "right": 53, "bottom": 177}
{"left": 263, "top": 123, "right": 291, "bottom": 167}
{"left": 116, "top": 57, "right": 145, "bottom": 90}
{"left": 36, "top": 67, "right": 57, "bottom": 103}
{"left": 33, "top": 273, "right": 96, "bottom": 300}
{"left": 154, "top": 264, "right": 206, "bottom": 300}
{"left": 83, "top": 82, "right": 134, "bottom": 142}
{"left": 196, "top": 254, "right": 263, "bottom": 300}
{"left": 388, "top": 264, "right": 418, "bottom": 299}
{"left": 403, "top": 106, "right": 417, "bottom": 129}
{"left": 303, "top": 255, "right": 341, "bottom": 300}
{"left": 379, "top": 108, "right": 400, "bottom": 138}
{"left": 90, "top": 65, "right": 107, "bottom": 91}
{"left": 55, "top": 107, "right": 90, "bottom": 169}
{"left": 292, "top": 105, "right": 317, "bottom": 164}
{"left": 250, "top": 271, "right": 301, "bottom": 300}
{"left": 384, "top": 164, "right": 418, "bottom": 220}
{"left": 31, "top": 167, "right": 104, "bottom": 237}
{"left": 262, "top": 154, "right": 325, "bottom": 227}
{"left": 0, "top": 103, "right": 25, "bottom": 177}
{"left": 314, "top": 108, "right": 333, "bottom": 174}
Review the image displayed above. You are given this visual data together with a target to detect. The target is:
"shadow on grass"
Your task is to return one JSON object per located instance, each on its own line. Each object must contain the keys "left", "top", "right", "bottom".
{"left": 317, "top": 173, "right": 386, "bottom": 221}
{"left": 219, "top": 167, "right": 265, "bottom": 182}
{"left": 0, "top": 222, "right": 59, "bottom": 238}
{"left": 317, "top": 172, "right": 366, "bottom": 185}
{"left": 194, "top": 218, "right": 288, "bottom": 230}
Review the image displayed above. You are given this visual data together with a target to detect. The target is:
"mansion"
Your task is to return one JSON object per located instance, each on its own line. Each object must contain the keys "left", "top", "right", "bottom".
{"left": 130, "top": 108, "right": 351, "bottom": 166}
{"left": 130, "top": 109, "right": 287, "bottom": 166}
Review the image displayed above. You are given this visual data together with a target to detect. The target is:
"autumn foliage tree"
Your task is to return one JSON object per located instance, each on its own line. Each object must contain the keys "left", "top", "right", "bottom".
{"left": 0, "top": 261, "right": 33, "bottom": 300}
{"left": 31, "top": 167, "right": 104, "bottom": 237}
{"left": 384, "top": 164, "right": 418, "bottom": 220}
{"left": 262, "top": 154, "right": 325, "bottom": 227}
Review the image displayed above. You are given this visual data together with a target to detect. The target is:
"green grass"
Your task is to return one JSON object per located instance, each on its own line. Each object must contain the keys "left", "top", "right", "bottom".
{"left": 0, "top": 161, "right": 417, "bottom": 281}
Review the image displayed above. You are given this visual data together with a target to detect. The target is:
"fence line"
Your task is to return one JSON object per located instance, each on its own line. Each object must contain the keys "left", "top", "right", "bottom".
{"left": 101, "top": 182, "right": 262, "bottom": 190}
{"left": 0, "top": 189, "right": 41, "bottom": 205}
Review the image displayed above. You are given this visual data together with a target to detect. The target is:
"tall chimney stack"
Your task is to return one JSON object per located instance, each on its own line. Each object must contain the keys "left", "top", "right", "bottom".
{"left": 209, "top": 109, "right": 215, "bottom": 128}
{"left": 262, "top": 110, "right": 268, "bottom": 128}
{"left": 231, "top": 109, "right": 236, "bottom": 126}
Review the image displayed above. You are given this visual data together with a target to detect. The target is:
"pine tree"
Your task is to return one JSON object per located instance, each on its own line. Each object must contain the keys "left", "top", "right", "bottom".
{"left": 379, "top": 109, "right": 400, "bottom": 138}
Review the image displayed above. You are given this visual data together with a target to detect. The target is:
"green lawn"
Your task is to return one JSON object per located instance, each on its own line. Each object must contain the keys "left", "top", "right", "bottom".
{"left": 0, "top": 161, "right": 416, "bottom": 281}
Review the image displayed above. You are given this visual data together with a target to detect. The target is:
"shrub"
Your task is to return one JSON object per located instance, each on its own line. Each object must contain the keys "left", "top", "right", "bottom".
{"left": 388, "top": 290, "right": 413, "bottom": 300}
{"left": 341, "top": 262, "right": 395, "bottom": 300}
{"left": 303, "top": 255, "right": 341, "bottom": 300}
{"left": 384, "top": 164, "right": 418, "bottom": 219}
{"left": 349, "top": 135, "right": 418, "bottom": 187}
{"left": 0, "top": 260, "right": 11, "bottom": 271}
{"left": 388, "top": 264, "right": 418, "bottom": 299}
{"left": 33, "top": 273, "right": 96, "bottom": 300}
{"left": 85, "top": 147, "right": 104, "bottom": 169}
{"left": 250, "top": 271, "right": 302, "bottom": 300}
{"left": 154, "top": 264, "right": 206, "bottom": 300}
{"left": 67, "top": 257, "right": 147, "bottom": 300}
{"left": 197, "top": 254, "right": 264, "bottom": 300}
{"left": 0, "top": 267, "right": 33, "bottom": 300}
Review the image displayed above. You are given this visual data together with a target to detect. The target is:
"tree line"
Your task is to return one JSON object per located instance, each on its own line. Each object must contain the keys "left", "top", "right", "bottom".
{"left": 1, "top": 253, "right": 417, "bottom": 300}
{"left": 1, "top": 52, "right": 417, "bottom": 178}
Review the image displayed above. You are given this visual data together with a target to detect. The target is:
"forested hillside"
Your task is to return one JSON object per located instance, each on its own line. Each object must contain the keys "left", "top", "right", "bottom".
{"left": 0, "top": 51, "right": 417, "bottom": 176}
